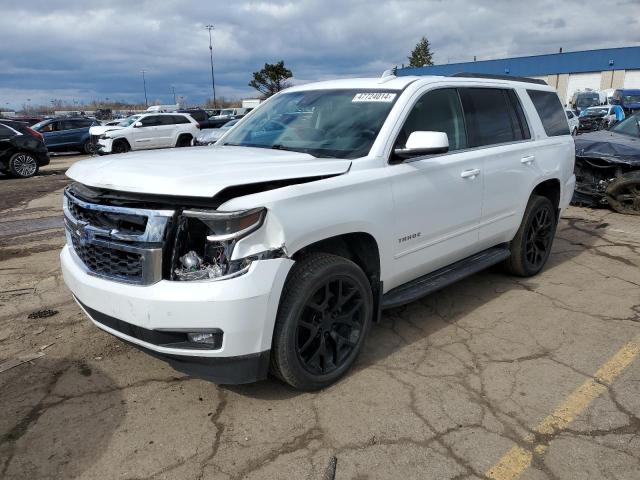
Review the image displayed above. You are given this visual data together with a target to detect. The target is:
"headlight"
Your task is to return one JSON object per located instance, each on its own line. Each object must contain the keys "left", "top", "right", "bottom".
{"left": 171, "top": 208, "right": 266, "bottom": 281}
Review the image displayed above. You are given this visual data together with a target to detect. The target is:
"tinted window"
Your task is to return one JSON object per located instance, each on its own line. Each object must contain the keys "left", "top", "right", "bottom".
{"left": 172, "top": 115, "right": 191, "bottom": 124}
{"left": 459, "top": 88, "right": 526, "bottom": 146}
{"left": 396, "top": 88, "right": 467, "bottom": 151}
{"left": 566, "top": 111, "right": 574, "bottom": 119}
{"left": 61, "top": 120, "right": 81, "bottom": 130}
{"left": 140, "top": 116, "right": 161, "bottom": 127}
{"left": 528, "top": 90, "right": 570, "bottom": 136}
{"left": 0, "top": 124, "right": 14, "bottom": 137}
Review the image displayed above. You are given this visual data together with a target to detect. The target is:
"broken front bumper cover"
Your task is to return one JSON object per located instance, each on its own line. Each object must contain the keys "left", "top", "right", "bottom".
{"left": 60, "top": 245, "right": 294, "bottom": 383}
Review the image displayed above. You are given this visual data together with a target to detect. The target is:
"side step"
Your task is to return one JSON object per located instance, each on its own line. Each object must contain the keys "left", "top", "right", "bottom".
{"left": 381, "top": 245, "right": 511, "bottom": 310}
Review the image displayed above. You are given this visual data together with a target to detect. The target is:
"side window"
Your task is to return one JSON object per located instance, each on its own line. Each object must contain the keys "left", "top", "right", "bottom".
{"left": 527, "top": 90, "right": 570, "bottom": 137}
{"left": 0, "top": 124, "right": 15, "bottom": 138}
{"left": 506, "top": 90, "right": 531, "bottom": 140}
{"left": 459, "top": 88, "right": 525, "bottom": 147}
{"left": 140, "top": 116, "right": 161, "bottom": 127}
{"left": 40, "top": 122, "right": 57, "bottom": 132}
{"left": 171, "top": 115, "right": 190, "bottom": 124}
{"left": 395, "top": 88, "right": 467, "bottom": 152}
{"left": 62, "top": 120, "right": 82, "bottom": 130}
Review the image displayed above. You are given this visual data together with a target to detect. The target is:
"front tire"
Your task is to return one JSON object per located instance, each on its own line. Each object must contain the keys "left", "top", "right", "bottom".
{"left": 9, "top": 152, "right": 39, "bottom": 178}
{"left": 111, "top": 139, "right": 130, "bottom": 154}
{"left": 504, "top": 195, "right": 557, "bottom": 277}
{"left": 271, "top": 253, "right": 373, "bottom": 390}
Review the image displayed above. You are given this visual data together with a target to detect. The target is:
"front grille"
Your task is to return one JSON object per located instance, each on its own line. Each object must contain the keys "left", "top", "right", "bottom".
{"left": 64, "top": 186, "right": 174, "bottom": 285}
{"left": 68, "top": 201, "right": 147, "bottom": 235}
{"left": 71, "top": 233, "right": 143, "bottom": 281}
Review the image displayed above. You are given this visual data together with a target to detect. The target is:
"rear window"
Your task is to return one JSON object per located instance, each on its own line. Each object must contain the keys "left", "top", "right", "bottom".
{"left": 527, "top": 90, "right": 570, "bottom": 136}
{"left": 459, "top": 88, "right": 530, "bottom": 147}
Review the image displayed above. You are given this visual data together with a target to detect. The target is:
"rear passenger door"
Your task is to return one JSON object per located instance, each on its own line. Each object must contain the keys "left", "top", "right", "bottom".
{"left": 458, "top": 87, "right": 536, "bottom": 247}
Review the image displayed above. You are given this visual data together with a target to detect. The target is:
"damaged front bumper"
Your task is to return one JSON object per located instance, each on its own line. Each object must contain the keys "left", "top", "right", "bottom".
{"left": 61, "top": 245, "right": 294, "bottom": 383}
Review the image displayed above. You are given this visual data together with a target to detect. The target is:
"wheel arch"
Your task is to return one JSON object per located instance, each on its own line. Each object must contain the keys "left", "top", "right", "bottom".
{"left": 531, "top": 178, "right": 561, "bottom": 216}
{"left": 290, "top": 232, "right": 383, "bottom": 321}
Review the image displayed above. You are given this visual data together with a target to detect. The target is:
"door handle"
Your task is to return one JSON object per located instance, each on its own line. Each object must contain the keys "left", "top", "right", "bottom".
{"left": 521, "top": 155, "right": 535, "bottom": 165}
{"left": 460, "top": 168, "right": 481, "bottom": 178}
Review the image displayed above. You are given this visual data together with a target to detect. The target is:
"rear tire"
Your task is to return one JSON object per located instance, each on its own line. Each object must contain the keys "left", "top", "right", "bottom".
{"left": 176, "top": 135, "right": 192, "bottom": 148}
{"left": 8, "top": 152, "right": 39, "bottom": 178}
{"left": 270, "top": 253, "right": 373, "bottom": 390}
{"left": 504, "top": 195, "right": 557, "bottom": 277}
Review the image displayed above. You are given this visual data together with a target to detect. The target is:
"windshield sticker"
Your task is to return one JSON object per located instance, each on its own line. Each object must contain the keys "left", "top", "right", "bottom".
{"left": 352, "top": 93, "right": 397, "bottom": 103}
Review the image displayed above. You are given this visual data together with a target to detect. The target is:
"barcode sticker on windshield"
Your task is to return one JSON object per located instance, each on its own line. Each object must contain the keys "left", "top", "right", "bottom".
{"left": 352, "top": 93, "right": 397, "bottom": 103}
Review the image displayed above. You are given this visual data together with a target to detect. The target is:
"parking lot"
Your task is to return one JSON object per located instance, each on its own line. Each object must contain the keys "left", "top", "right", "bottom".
{"left": 0, "top": 154, "right": 637, "bottom": 479}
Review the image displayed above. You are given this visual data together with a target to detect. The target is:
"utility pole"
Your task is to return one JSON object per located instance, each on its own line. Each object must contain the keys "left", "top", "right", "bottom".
{"left": 142, "top": 70, "right": 148, "bottom": 107}
{"left": 171, "top": 86, "right": 176, "bottom": 104}
{"left": 205, "top": 24, "right": 217, "bottom": 107}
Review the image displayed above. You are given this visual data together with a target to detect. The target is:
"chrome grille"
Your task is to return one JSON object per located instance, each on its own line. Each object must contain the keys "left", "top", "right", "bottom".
{"left": 63, "top": 188, "right": 174, "bottom": 285}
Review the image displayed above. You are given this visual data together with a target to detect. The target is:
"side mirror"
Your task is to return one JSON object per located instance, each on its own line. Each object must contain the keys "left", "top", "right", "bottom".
{"left": 394, "top": 131, "right": 449, "bottom": 159}
{"left": 134, "top": 121, "right": 143, "bottom": 128}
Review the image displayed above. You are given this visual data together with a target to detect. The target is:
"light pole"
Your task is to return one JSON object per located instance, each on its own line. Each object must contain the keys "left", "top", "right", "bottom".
{"left": 142, "top": 70, "right": 148, "bottom": 107}
{"left": 171, "top": 86, "right": 176, "bottom": 104}
{"left": 205, "top": 24, "right": 217, "bottom": 107}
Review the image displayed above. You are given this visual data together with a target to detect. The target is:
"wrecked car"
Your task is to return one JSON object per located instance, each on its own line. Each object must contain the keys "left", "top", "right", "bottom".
{"left": 573, "top": 113, "right": 640, "bottom": 214}
{"left": 578, "top": 105, "right": 624, "bottom": 132}
{"left": 61, "top": 74, "right": 575, "bottom": 390}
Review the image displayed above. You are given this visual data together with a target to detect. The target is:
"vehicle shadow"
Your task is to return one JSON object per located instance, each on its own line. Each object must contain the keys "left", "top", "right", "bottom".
{"left": 0, "top": 358, "right": 125, "bottom": 479}
{"left": 226, "top": 213, "right": 602, "bottom": 399}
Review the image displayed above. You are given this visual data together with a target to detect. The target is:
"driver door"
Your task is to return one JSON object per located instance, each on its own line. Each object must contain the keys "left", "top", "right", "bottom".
{"left": 388, "top": 88, "right": 484, "bottom": 288}
{"left": 132, "top": 115, "right": 162, "bottom": 149}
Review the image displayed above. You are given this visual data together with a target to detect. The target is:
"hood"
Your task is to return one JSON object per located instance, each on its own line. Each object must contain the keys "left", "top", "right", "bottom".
{"left": 89, "top": 125, "right": 124, "bottom": 136}
{"left": 575, "top": 130, "right": 640, "bottom": 166}
{"left": 66, "top": 145, "right": 352, "bottom": 197}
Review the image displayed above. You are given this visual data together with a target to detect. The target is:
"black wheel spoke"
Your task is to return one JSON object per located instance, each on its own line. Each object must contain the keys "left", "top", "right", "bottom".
{"left": 295, "top": 275, "right": 366, "bottom": 375}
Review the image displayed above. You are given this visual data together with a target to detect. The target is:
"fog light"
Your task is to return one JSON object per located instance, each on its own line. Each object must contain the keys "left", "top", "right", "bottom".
{"left": 187, "top": 332, "right": 218, "bottom": 345}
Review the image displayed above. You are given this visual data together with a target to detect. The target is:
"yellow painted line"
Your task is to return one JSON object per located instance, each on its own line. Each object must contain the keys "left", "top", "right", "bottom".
{"left": 486, "top": 335, "right": 640, "bottom": 480}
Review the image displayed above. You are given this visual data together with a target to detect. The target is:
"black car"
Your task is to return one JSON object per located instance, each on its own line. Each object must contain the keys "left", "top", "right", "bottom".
{"left": 573, "top": 113, "right": 640, "bottom": 214}
{"left": 178, "top": 109, "right": 229, "bottom": 129}
{"left": 0, "top": 119, "right": 50, "bottom": 178}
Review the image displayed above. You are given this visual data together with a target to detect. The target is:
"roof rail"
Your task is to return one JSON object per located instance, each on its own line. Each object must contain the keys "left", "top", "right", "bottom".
{"left": 449, "top": 72, "right": 547, "bottom": 85}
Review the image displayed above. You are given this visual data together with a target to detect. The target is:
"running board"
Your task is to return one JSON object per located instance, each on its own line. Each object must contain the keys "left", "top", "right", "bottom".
{"left": 381, "top": 245, "right": 511, "bottom": 310}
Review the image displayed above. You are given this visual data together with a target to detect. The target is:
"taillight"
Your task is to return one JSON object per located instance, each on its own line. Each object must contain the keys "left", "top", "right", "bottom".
{"left": 26, "top": 127, "right": 43, "bottom": 142}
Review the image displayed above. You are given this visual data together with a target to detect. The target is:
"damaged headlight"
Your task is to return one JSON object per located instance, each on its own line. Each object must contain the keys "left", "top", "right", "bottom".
{"left": 171, "top": 208, "right": 266, "bottom": 281}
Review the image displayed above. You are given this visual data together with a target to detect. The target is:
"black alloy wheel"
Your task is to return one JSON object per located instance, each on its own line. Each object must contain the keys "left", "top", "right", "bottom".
{"left": 112, "top": 140, "right": 129, "bottom": 154}
{"left": 9, "top": 152, "right": 39, "bottom": 178}
{"left": 504, "top": 194, "right": 557, "bottom": 277}
{"left": 271, "top": 253, "right": 373, "bottom": 390}
{"left": 296, "top": 277, "right": 366, "bottom": 375}
{"left": 523, "top": 204, "right": 554, "bottom": 270}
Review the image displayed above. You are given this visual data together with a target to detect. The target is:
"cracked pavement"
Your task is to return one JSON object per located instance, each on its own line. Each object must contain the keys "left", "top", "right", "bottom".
{"left": 1, "top": 156, "right": 639, "bottom": 479}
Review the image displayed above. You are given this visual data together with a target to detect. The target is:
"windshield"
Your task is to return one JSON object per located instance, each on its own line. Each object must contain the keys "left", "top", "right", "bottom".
{"left": 576, "top": 95, "right": 599, "bottom": 108}
{"left": 611, "top": 114, "right": 640, "bottom": 137}
{"left": 222, "top": 119, "right": 239, "bottom": 128}
{"left": 581, "top": 107, "right": 608, "bottom": 116}
{"left": 219, "top": 109, "right": 234, "bottom": 116}
{"left": 117, "top": 115, "right": 142, "bottom": 127}
{"left": 221, "top": 89, "right": 398, "bottom": 159}
{"left": 622, "top": 94, "right": 640, "bottom": 104}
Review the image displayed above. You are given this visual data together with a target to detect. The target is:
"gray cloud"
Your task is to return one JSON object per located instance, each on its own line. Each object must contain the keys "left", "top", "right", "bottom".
{"left": 1, "top": 0, "right": 639, "bottom": 108}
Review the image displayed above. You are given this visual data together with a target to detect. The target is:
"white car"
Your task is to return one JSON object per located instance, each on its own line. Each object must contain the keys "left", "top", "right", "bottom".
{"left": 194, "top": 119, "right": 239, "bottom": 145}
{"left": 565, "top": 109, "right": 579, "bottom": 135}
{"left": 61, "top": 73, "right": 575, "bottom": 390}
{"left": 95, "top": 113, "right": 199, "bottom": 154}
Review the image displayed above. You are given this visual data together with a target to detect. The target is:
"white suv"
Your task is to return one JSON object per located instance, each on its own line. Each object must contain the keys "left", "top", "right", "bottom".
{"left": 92, "top": 113, "right": 199, "bottom": 154}
{"left": 61, "top": 73, "right": 575, "bottom": 390}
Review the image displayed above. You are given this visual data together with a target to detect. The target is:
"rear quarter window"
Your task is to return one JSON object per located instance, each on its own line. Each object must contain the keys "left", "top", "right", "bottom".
{"left": 527, "top": 90, "right": 570, "bottom": 137}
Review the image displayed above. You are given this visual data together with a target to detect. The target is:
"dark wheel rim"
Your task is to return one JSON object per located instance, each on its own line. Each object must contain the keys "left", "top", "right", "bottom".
{"left": 12, "top": 154, "right": 37, "bottom": 177}
{"left": 84, "top": 141, "right": 95, "bottom": 154}
{"left": 113, "top": 143, "right": 125, "bottom": 153}
{"left": 524, "top": 205, "right": 554, "bottom": 268}
{"left": 608, "top": 182, "right": 640, "bottom": 214}
{"left": 296, "top": 277, "right": 366, "bottom": 375}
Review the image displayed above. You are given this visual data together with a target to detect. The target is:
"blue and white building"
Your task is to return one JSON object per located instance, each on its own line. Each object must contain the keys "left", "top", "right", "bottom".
{"left": 397, "top": 46, "right": 640, "bottom": 105}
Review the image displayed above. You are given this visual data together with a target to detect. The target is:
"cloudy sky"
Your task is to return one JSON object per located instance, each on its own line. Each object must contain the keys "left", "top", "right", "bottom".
{"left": 1, "top": 0, "right": 639, "bottom": 108}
